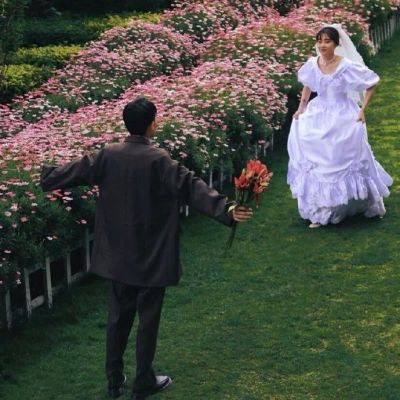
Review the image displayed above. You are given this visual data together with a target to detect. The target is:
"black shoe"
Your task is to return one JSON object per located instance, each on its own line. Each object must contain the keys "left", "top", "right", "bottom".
{"left": 131, "top": 375, "right": 172, "bottom": 400}
{"left": 108, "top": 374, "right": 127, "bottom": 398}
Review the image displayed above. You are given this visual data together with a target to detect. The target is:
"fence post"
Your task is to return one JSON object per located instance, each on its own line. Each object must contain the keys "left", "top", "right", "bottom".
{"left": 219, "top": 160, "right": 224, "bottom": 191}
{"left": 85, "top": 229, "right": 91, "bottom": 272}
{"left": 65, "top": 253, "right": 72, "bottom": 286}
{"left": 45, "top": 257, "right": 53, "bottom": 309}
{"left": 4, "top": 289, "right": 12, "bottom": 330}
{"left": 24, "top": 268, "right": 32, "bottom": 318}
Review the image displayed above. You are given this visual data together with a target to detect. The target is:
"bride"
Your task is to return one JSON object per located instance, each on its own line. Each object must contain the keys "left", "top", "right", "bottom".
{"left": 287, "top": 24, "right": 393, "bottom": 228}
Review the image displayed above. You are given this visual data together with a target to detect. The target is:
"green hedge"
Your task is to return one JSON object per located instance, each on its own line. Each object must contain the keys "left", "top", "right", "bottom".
{"left": 22, "top": 13, "right": 160, "bottom": 46}
{"left": 27, "top": 0, "right": 172, "bottom": 15}
{"left": 9, "top": 45, "right": 82, "bottom": 68}
{"left": 1, "top": 64, "right": 53, "bottom": 102}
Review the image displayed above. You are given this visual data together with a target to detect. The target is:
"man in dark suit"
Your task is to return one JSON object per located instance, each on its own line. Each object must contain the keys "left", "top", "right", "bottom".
{"left": 40, "top": 97, "right": 252, "bottom": 400}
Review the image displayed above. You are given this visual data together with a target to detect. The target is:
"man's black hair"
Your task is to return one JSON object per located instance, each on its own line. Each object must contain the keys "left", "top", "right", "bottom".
{"left": 123, "top": 97, "right": 157, "bottom": 136}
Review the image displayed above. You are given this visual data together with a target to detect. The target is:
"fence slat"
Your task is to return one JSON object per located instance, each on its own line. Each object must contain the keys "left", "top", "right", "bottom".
{"left": 24, "top": 269, "right": 32, "bottom": 318}
{"left": 85, "top": 229, "right": 91, "bottom": 272}
{"left": 5, "top": 289, "right": 12, "bottom": 330}
{"left": 45, "top": 257, "right": 53, "bottom": 309}
{"left": 66, "top": 253, "right": 72, "bottom": 286}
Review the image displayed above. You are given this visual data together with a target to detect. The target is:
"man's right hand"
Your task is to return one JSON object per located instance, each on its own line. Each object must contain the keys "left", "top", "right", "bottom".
{"left": 232, "top": 206, "right": 253, "bottom": 222}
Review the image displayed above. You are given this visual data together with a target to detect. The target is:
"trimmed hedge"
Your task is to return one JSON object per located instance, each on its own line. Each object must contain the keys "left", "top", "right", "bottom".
{"left": 22, "top": 13, "right": 160, "bottom": 47}
{"left": 9, "top": 45, "right": 82, "bottom": 68}
{"left": 1, "top": 64, "right": 53, "bottom": 102}
{"left": 27, "top": 0, "right": 173, "bottom": 15}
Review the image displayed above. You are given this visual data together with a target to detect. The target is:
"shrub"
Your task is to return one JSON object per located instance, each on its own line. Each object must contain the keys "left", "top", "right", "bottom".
{"left": 162, "top": 0, "right": 279, "bottom": 42}
{"left": 9, "top": 45, "right": 82, "bottom": 68}
{"left": 285, "top": 4, "right": 374, "bottom": 64}
{"left": 51, "top": 0, "right": 172, "bottom": 14}
{"left": 0, "top": 0, "right": 29, "bottom": 101}
{"left": 313, "top": 0, "right": 398, "bottom": 26}
{"left": 201, "top": 21, "right": 315, "bottom": 93}
{"left": 1, "top": 64, "right": 53, "bottom": 103}
{"left": 22, "top": 13, "right": 160, "bottom": 47}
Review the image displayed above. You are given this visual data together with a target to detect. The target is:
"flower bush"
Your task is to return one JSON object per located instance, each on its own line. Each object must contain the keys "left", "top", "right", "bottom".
{"left": 0, "top": 20, "right": 196, "bottom": 137}
{"left": 162, "top": 0, "right": 280, "bottom": 42}
{"left": 308, "top": 0, "right": 399, "bottom": 26}
{"left": 285, "top": 4, "right": 371, "bottom": 45}
{"left": 201, "top": 20, "right": 315, "bottom": 93}
{"left": 137, "top": 59, "right": 288, "bottom": 172}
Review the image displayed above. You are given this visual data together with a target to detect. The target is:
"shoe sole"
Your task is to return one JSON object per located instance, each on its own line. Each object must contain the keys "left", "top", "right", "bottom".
{"left": 133, "top": 377, "right": 172, "bottom": 399}
{"left": 309, "top": 223, "right": 321, "bottom": 228}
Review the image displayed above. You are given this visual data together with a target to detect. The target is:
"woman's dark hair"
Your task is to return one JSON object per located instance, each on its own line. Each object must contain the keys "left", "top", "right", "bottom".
{"left": 123, "top": 97, "right": 157, "bottom": 136}
{"left": 316, "top": 27, "right": 340, "bottom": 46}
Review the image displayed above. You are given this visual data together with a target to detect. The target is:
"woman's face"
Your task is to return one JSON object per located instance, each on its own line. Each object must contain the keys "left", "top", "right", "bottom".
{"left": 316, "top": 33, "right": 337, "bottom": 57}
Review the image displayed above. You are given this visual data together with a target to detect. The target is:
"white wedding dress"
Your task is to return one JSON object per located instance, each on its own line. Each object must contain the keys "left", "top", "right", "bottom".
{"left": 287, "top": 56, "right": 393, "bottom": 225}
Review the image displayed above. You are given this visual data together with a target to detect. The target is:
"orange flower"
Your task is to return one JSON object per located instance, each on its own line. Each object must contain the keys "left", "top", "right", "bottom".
{"left": 234, "top": 170, "right": 250, "bottom": 189}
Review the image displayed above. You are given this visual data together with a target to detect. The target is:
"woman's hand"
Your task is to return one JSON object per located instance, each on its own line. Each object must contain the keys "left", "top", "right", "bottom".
{"left": 357, "top": 109, "right": 366, "bottom": 123}
{"left": 232, "top": 206, "right": 253, "bottom": 222}
{"left": 293, "top": 109, "right": 305, "bottom": 120}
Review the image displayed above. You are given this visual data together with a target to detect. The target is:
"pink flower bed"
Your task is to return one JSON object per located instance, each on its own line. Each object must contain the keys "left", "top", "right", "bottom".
{"left": 0, "top": 20, "right": 196, "bottom": 138}
{"left": 162, "top": 0, "right": 280, "bottom": 42}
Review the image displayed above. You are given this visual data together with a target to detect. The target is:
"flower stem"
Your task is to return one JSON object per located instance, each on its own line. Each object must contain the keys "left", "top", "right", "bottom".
{"left": 225, "top": 221, "right": 238, "bottom": 253}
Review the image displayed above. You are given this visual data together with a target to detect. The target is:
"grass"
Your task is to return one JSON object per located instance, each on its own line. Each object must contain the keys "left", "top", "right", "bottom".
{"left": 0, "top": 33, "right": 399, "bottom": 400}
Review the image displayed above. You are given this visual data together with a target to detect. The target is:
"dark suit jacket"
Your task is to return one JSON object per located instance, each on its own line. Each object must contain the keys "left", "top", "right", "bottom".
{"left": 40, "top": 135, "right": 233, "bottom": 287}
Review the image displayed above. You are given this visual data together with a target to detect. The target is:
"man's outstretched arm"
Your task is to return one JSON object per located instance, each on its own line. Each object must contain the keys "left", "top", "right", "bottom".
{"left": 40, "top": 152, "right": 102, "bottom": 192}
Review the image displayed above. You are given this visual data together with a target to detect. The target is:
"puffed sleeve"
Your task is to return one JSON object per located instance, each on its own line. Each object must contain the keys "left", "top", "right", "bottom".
{"left": 297, "top": 58, "right": 317, "bottom": 92}
{"left": 342, "top": 62, "right": 380, "bottom": 92}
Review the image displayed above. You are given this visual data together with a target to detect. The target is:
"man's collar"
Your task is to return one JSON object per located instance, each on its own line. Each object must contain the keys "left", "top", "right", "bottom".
{"left": 124, "top": 135, "right": 151, "bottom": 145}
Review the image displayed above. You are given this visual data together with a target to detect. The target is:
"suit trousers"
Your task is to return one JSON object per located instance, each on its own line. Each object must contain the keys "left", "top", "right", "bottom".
{"left": 105, "top": 281, "right": 166, "bottom": 392}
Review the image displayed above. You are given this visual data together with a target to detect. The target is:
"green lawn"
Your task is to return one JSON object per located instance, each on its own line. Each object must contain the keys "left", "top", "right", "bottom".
{"left": 0, "top": 33, "right": 399, "bottom": 400}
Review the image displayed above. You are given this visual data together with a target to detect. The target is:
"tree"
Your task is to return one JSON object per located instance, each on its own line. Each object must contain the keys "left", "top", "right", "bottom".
{"left": 0, "top": 0, "right": 28, "bottom": 101}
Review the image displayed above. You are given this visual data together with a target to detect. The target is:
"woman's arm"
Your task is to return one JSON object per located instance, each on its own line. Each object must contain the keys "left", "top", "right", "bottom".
{"left": 293, "top": 85, "right": 312, "bottom": 120}
{"left": 357, "top": 85, "right": 377, "bottom": 122}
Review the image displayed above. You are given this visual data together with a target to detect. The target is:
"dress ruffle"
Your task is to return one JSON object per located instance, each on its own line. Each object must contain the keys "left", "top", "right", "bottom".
{"left": 287, "top": 160, "right": 391, "bottom": 225}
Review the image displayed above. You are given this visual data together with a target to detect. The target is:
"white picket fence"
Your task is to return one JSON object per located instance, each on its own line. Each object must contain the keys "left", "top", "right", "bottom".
{"left": 370, "top": 10, "right": 400, "bottom": 51}
{"left": 0, "top": 230, "right": 93, "bottom": 330}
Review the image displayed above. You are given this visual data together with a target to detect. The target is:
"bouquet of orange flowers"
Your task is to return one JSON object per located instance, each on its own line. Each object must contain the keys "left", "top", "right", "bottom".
{"left": 226, "top": 159, "right": 273, "bottom": 250}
